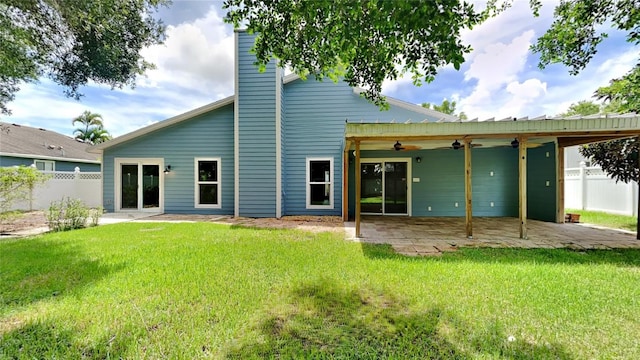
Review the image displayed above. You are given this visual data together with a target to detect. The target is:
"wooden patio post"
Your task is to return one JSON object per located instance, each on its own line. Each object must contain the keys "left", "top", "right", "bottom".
{"left": 342, "top": 143, "right": 350, "bottom": 221}
{"left": 464, "top": 139, "right": 473, "bottom": 238}
{"left": 637, "top": 136, "right": 639, "bottom": 240}
{"left": 355, "top": 140, "right": 361, "bottom": 238}
{"left": 556, "top": 144, "right": 565, "bottom": 224}
{"left": 519, "top": 136, "right": 528, "bottom": 239}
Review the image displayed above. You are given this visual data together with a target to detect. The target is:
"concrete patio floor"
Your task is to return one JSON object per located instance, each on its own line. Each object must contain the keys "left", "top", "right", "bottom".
{"left": 346, "top": 216, "right": 639, "bottom": 256}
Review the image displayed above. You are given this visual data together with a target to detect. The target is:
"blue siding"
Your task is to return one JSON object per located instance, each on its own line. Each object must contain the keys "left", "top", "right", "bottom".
{"left": 102, "top": 104, "right": 234, "bottom": 214}
{"left": 237, "top": 31, "right": 277, "bottom": 217}
{"left": 283, "top": 79, "right": 432, "bottom": 216}
{"left": 471, "top": 147, "right": 519, "bottom": 216}
{"left": 527, "top": 142, "right": 557, "bottom": 221}
{"left": 0, "top": 155, "right": 99, "bottom": 171}
{"left": 347, "top": 147, "right": 520, "bottom": 218}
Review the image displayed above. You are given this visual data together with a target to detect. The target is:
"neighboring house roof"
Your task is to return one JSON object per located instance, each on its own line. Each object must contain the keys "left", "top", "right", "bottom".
{"left": 0, "top": 122, "right": 100, "bottom": 163}
{"left": 92, "top": 74, "right": 456, "bottom": 152}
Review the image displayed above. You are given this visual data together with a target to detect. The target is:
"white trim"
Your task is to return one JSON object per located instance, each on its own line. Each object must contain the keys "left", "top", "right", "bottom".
{"left": 1, "top": 152, "right": 100, "bottom": 164}
{"left": 234, "top": 31, "right": 240, "bottom": 217}
{"left": 306, "top": 157, "right": 334, "bottom": 210}
{"left": 275, "top": 66, "right": 282, "bottom": 218}
{"left": 114, "top": 158, "right": 164, "bottom": 213}
{"left": 351, "top": 88, "right": 459, "bottom": 122}
{"left": 359, "top": 157, "right": 412, "bottom": 216}
{"left": 91, "top": 96, "right": 235, "bottom": 153}
{"left": 194, "top": 157, "right": 222, "bottom": 209}
{"left": 34, "top": 159, "right": 55, "bottom": 171}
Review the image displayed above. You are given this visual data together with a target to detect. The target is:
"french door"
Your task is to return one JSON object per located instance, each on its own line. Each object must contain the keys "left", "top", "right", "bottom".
{"left": 360, "top": 159, "right": 410, "bottom": 215}
{"left": 116, "top": 159, "right": 163, "bottom": 212}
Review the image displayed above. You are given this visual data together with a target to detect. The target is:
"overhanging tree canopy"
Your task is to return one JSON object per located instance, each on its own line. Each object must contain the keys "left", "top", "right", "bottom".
{"left": 0, "top": 0, "right": 168, "bottom": 115}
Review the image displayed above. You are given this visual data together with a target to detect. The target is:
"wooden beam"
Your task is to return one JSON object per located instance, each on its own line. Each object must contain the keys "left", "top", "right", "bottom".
{"left": 464, "top": 139, "right": 473, "bottom": 238}
{"left": 556, "top": 145, "right": 565, "bottom": 224}
{"left": 342, "top": 147, "right": 349, "bottom": 221}
{"left": 355, "top": 141, "right": 361, "bottom": 238}
{"left": 519, "top": 136, "right": 528, "bottom": 239}
{"left": 558, "top": 135, "right": 636, "bottom": 148}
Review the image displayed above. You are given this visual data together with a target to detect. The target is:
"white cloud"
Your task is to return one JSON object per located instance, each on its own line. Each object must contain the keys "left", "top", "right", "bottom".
{"left": 140, "top": 8, "right": 234, "bottom": 97}
{"left": 459, "top": 30, "right": 547, "bottom": 119}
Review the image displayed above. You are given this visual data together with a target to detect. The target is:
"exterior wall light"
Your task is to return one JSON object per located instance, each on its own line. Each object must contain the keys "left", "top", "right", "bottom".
{"left": 164, "top": 165, "right": 172, "bottom": 174}
{"left": 452, "top": 140, "right": 461, "bottom": 150}
{"left": 511, "top": 138, "right": 519, "bottom": 149}
{"left": 416, "top": 156, "right": 422, "bottom": 163}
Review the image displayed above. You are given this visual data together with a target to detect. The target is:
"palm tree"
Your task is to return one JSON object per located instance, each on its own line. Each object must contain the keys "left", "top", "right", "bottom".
{"left": 87, "top": 127, "right": 112, "bottom": 144}
{"left": 72, "top": 111, "right": 104, "bottom": 142}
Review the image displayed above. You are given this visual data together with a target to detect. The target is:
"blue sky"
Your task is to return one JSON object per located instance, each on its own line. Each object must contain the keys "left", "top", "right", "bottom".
{"left": 3, "top": 0, "right": 639, "bottom": 138}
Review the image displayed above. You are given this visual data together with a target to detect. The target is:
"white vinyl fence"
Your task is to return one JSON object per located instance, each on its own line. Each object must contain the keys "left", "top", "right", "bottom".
{"left": 12, "top": 170, "right": 102, "bottom": 211}
{"left": 565, "top": 163, "right": 638, "bottom": 216}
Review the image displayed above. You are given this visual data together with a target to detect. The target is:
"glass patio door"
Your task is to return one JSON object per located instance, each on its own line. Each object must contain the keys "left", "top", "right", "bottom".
{"left": 119, "top": 162, "right": 161, "bottom": 211}
{"left": 360, "top": 160, "right": 409, "bottom": 215}
{"left": 384, "top": 162, "right": 408, "bottom": 214}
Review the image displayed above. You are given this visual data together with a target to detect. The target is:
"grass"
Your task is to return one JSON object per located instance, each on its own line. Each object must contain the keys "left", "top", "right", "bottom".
{"left": 2, "top": 223, "right": 640, "bottom": 359}
{"left": 567, "top": 208, "right": 637, "bottom": 231}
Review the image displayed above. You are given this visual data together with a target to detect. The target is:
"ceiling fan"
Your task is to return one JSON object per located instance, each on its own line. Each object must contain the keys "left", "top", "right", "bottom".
{"left": 435, "top": 140, "right": 483, "bottom": 149}
{"left": 393, "top": 141, "right": 421, "bottom": 151}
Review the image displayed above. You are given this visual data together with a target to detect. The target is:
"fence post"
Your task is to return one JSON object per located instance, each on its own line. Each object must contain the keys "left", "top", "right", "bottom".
{"left": 579, "top": 161, "right": 587, "bottom": 210}
{"left": 629, "top": 181, "right": 640, "bottom": 216}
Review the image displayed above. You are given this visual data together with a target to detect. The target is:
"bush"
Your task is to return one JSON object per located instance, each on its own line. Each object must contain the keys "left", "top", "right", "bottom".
{"left": 0, "top": 166, "right": 49, "bottom": 215}
{"left": 47, "top": 198, "right": 103, "bottom": 232}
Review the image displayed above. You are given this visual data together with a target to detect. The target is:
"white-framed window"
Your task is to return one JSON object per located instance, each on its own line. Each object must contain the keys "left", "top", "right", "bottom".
{"left": 34, "top": 160, "right": 55, "bottom": 171}
{"left": 306, "top": 157, "right": 333, "bottom": 209}
{"left": 194, "top": 157, "right": 221, "bottom": 208}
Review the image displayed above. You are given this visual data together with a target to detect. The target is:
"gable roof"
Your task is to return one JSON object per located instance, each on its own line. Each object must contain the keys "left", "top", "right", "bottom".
{"left": 92, "top": 75, "right": 451, "bottom": 152}
{"left": 0, "top": 122, "right": 100, "bottom": 163}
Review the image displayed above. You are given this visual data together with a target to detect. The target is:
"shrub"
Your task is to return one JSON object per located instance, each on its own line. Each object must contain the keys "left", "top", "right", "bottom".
{"left": 47, "top": 197, "right": 103, "bottom": 232}
{"left": 0, "top": 166, "right": 49, "bottom": 215}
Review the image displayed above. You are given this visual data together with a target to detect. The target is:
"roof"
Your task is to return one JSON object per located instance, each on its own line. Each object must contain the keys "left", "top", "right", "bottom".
{"left": 92, "top": 75, "right": 454, "bottom": 152}
{"left": 345, "top": 113, "right": 640, "bottom": 149}
{"left": 0, "top": 122, "right": 100, "bottom": 163}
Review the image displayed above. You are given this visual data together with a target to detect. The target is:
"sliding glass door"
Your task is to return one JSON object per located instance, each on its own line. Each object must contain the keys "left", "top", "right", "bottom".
{"left": 117, "top": 159, "right": 163, "bottom": 212}
{"left": 360, "top": 159, "right": 409, "bottom": 215}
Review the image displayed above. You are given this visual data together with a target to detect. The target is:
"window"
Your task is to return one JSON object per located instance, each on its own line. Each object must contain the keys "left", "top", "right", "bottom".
{"left": 34, "top": 160, "right": 55, "bottom": 171}
{"left": 194, "top": 158, "right": 221, "bottom": 208}
{"left": 306, "top": 157, "right": 333, "bottom": 209}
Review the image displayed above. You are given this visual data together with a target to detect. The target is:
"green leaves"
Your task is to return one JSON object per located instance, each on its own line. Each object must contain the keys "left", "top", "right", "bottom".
{"left": 532, "top": 0, "right": 639, "bottom": 74}
{"left": 0, "top": 166, "right": 49, "bottom": 214}
{"left": 0, "top": 0, "right": 168, "bottom": 115}
{"left": 72, "top": 111, "right": 112, "bottom": 144}
{"left": 223, "top": 0, "right": 501, "bottom": 107}
{"left": 580, "top": 137, "right": 639, "bottom": 184}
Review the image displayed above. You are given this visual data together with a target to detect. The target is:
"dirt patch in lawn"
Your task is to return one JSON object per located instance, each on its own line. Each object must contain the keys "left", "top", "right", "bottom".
{"left": 144, "top": 214, "right": 345, "bottom": 234}
{"left": 0, "top": 211, "right": 49, "bottom": 235}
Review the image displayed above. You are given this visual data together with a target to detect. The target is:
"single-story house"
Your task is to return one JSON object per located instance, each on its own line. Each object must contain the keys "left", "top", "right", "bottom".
{"left": 91, "top": 30, "right": 640, "bottom": 238}
{"left": 0, "top": 122, "right": 101, "bottom": 172}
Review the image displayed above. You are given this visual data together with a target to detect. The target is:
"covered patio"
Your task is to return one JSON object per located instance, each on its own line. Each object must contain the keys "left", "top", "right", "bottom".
{"left": 346, "top": 216, "right": 639, "bottom": 256}
{"left": 343, "top": 114, "right": 640, "bottom": 240}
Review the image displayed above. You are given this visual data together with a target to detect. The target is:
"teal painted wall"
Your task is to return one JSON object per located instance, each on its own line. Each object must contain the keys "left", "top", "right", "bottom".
{"left": 237, "top": 31, "right": 277, "bottom": 217}
{"left": 527, "top": 142, "right": 557, "bottom": 221}
{"left": 282, "top": 78, "right": 437, "bottom": 216}
{"left": 102, "top": 104, "right": 234, "bottom": 213}
{"left": 348, "top": 147, "right": 520, "bottom": 218}
{"left": 0, "top": 155, "right": 100, "bottom": 172}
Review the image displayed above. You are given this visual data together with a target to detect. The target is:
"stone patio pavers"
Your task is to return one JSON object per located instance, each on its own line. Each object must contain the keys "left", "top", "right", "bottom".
{"left": 353, "top": 216, "right": 638, "bottom": 256}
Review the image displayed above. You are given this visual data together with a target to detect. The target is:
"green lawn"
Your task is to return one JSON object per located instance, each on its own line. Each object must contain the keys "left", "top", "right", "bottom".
{"left": 2, "top": 223, "right": 640, "bottom": 359}
{"left": 567, "top": 208, "right": 637, "bottom": 232}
